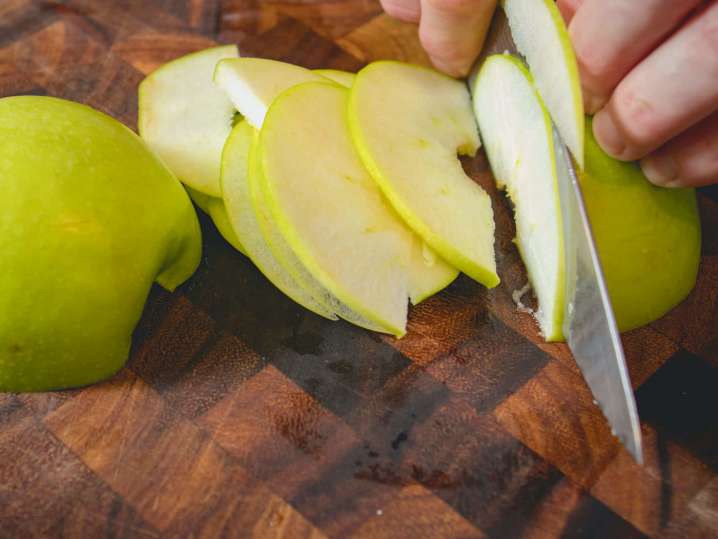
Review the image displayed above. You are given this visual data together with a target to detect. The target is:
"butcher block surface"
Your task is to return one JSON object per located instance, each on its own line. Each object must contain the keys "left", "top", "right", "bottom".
{"left": 1, "top": 1, "right": 717, "bottom": 538}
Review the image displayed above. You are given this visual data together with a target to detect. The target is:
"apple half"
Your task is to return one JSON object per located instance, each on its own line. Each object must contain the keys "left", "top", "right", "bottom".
{"left": 472, "top": 54, "right": 565, "bottom": 341}
{"left": 502, "top": 0, "right": 585, "bottom": 168}
{"left": 138, "top": 45, "right": 239, "bottom": 197}
{"left": 348, "top": 61, "right": 498, "bottom": 288}
{"left": 221, "top": 120, "right": 337, "bottom": 320}
{"left": 258, "top": 81, "right": 414, "bottom": 336}
{"left": 580, "top": 118, "right": 701, "bottom": 332}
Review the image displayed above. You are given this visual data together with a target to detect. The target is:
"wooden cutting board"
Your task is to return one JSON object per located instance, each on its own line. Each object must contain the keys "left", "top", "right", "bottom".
{"left": 1, "top": 1, "right": 717, "bottom": 538}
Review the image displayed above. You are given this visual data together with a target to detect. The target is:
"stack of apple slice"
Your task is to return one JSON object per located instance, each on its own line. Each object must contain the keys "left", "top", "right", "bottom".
{"left": 138, "top": 49, "right": 498, "bottom": 337}
{"left": 468, "top": 0, "right": 585, "bottom": 341}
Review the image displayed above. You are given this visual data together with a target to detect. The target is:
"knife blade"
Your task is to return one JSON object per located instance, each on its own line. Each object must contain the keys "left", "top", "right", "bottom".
{"left": 470, "top": 10, "right": 643, "bottom": 464}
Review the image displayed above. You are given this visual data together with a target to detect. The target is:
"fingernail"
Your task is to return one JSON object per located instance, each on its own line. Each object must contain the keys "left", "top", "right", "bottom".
{"left": 582, "top": 88, "right": 605, "bottom": 115}
{"left": 641, "top": 154, "right": 678, "bottom": 186}
{"left": 593, "top": 110, "right": 626, "bottom": 158}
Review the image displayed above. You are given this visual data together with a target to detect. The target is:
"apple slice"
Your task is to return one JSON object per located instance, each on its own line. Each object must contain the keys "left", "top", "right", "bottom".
{"left": 186, "top": 186, "right": 247, "bottom": 255}
{"left": 217, "top": 57, "right": 458, "bottom": 304}
{"left": 221, "top": 120, "right": 337, "bottom": 320}
{"left": 214, "top": 58, "right": 326, "bottom": 128}
{"left": 248, "top": 132, "right": 393, "bottom": 333}
{"left": 259, "top": 81, "right": 413, "bottom": 336}
{"left": 313, "top": 69, "right": 356, "bottom": 88}
{"left": 472, "top": 54, "right": 565, "bottom": 341}
{"left": 138, "top": 45, "right": 239, "bottom": 197}
{"left": 348, "top": 61, "right": 498, "bottom": 288}
{"left": 502, "top": 0, "right": 584, "bottom": 168}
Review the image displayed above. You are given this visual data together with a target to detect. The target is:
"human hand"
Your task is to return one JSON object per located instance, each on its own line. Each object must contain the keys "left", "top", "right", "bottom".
{"left": 559, "top": 0, "right": 718, "bottom": 188}
{"left": 379, "top": 0, "right": 497, "bottom": 77}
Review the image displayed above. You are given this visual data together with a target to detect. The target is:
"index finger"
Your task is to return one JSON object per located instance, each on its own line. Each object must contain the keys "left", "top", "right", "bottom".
{"left": 419, "top": 0, "right": 497, "bottom": 77}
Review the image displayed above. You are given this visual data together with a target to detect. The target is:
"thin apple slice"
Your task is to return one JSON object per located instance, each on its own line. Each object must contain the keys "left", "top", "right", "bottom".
{"left": 502, "top": 0, "right": 584, "bottom": 168}
{"left": 348, "top": 61, "right": 498, "bottom": 288}
{"left": 472, "top": 54, "right": 565, "bottom": 341}
{"left": 407, "top": 237, "right": 459, "bottom": 304}
{"left": 207, "top": 197, "right": 248, "bottom": 255}
{"left": 186, "top": 186, "right": 247, "bottom": 255}
{"left": 248, "top": 132, "right": 393, "bottom": 333}
{"left": 138, "top": 45, "right": 239, "bottom": 197}
{"left": 315, "top": 67, "right": 459, "bottom": 303}
{"left": 313, "top": 69, "right": 356, "bottom": 88}
{"left": 259, "top": 81, "right": 412, "bottom": 336}
{"left": 214, "top": 58, "right": 326, "bottom": 128}
{"left": 217, "top": 57, "right": 458, "bottom": 304}
{"left": 221, "top": 120, "right": 337, "bottom": 320}
{"left": 185, "top": 185, "right": 213, "bottom": 214}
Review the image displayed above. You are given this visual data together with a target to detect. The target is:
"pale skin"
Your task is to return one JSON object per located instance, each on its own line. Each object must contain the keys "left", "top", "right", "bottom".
{"left": 380, "top": 0, "right": 718, "bottom": 188}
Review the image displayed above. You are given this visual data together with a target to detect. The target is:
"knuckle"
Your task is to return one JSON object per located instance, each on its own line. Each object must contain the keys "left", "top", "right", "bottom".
{"left": 380, "top": 0, "right": 419, "bottom": 21}
{"left": 419, "top": 31, "right": 468, "bottom": 62}
{"left": 611, "top": 84, "right": 665, "bottom": 149}
{"left": 426, "top": 0, "right": 476, "bottom": 14}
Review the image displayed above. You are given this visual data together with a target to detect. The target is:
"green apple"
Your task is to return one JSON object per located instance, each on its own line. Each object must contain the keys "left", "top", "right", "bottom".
{"left": 581, "top": 118, "right": 701, "bottom": 332}
{"left": 348, "top": 61, "right": 498, "bottom": 288}
{"left": 0, "top": 96, "right": 201, "bottom": 392}
{"left": 186, "top": 187, "right": 247, "bottom": 255}
{"left": 214, "top": 58, "right": 326, "bottom": 128}
{"left": 216, "top": 57, "right": 458, "bottom": 305}
{"left": 138, "top": 45, "right": 239, "bottom": 197}
{"left": 259, "top": 81, "right": 414, "bottom": 336}
{"left": 472, "top": 54, "right": 565, "bottom": 341}
{"left": 220, "top": 120, "right": 338, "bottom": 320}
{"left": 502, "top": 0, "right": 585, "bottom": 168}
{"left": 313, "top": 69, "right": 356, "bottom": 88}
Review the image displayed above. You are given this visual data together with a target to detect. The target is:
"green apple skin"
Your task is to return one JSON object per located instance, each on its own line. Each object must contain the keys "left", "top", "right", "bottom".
{"left": 185, "top": 186, "right": 247, "bottom": 255}
{"left": 581, "top": 117, "right": 701, "bottom": 332}
{"left": 0, "top": 96, "right": 202, "bottom": 392}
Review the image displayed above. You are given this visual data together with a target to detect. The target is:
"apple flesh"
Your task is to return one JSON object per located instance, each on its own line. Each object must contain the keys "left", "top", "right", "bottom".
{"left": 186, "top": 186, "right": 247, "bottom": 255}
{"left": 216, "top": 58, "right": 458, "bottom": 307}
{"left": 502, "top": 0, "right": 585, "bottom": 168}
{"left": 221, "top": 120, "right": 338, "bottom": 320}
{"left": 214, "top": 58, "right": 326, "bottom": 128}
{"left": 348, "top": 61, "right": 498, "bottom": 288}
{"left": 313, "top": 69, "right": 356, "bottom": 87}
{"left": 581, "top": 118, "right": 701, "bottom": 332}
{"left": 259, "top": 81, "right": 413, "bottom": 335}
{"left": 0, "top": 96, "right": 201, "bottom": 391}
{"left": 472, "top": 54, "right": 565, "bottom": 340}
{"left": 138, "top": 45, "right": 239, "bottom": 197}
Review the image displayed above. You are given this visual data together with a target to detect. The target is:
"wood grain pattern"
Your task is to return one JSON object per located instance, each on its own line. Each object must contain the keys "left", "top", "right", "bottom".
{"left": 1, "top": 1, "right": 717, "bottom": 538}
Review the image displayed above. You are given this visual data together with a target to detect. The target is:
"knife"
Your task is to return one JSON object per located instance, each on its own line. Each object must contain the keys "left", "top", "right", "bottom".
{"left": 470, "top": 11, "right": 643, "bottom": 464}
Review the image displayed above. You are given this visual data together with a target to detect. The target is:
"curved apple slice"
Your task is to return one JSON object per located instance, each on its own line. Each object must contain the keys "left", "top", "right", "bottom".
{"left": 502, "top": 0, "right": 584, "bottom": 168}
{"left": 207, "top": 198, "right": 247, "bottom": 255}
{"left": 313, "top": 69, "right": 356, "bottom": 88}
{"left": 259, "top": 81, "right": 411, "bottom": 336}
{"left": 185, "top": 186, "right": 247, "bottom": 255}
{"left": 473, "top": 54, "right": 565, "bottom": 341}
{"left": 214, "top": 58, "right": 326, "bottom": 128}
{"left": 138, "top": 45, "right": 239, "bottom": 197}
{"left": 248, "top": 134, "right": 391, "bottom": 333}
{"left": 348, "top": 61, "right": 498, "bottom": 288}
{"left": 216, "top": 57, "right": 458, "bottom": 304}
{"left": 221, "top": 120, "right": 337, "bottom": 320}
